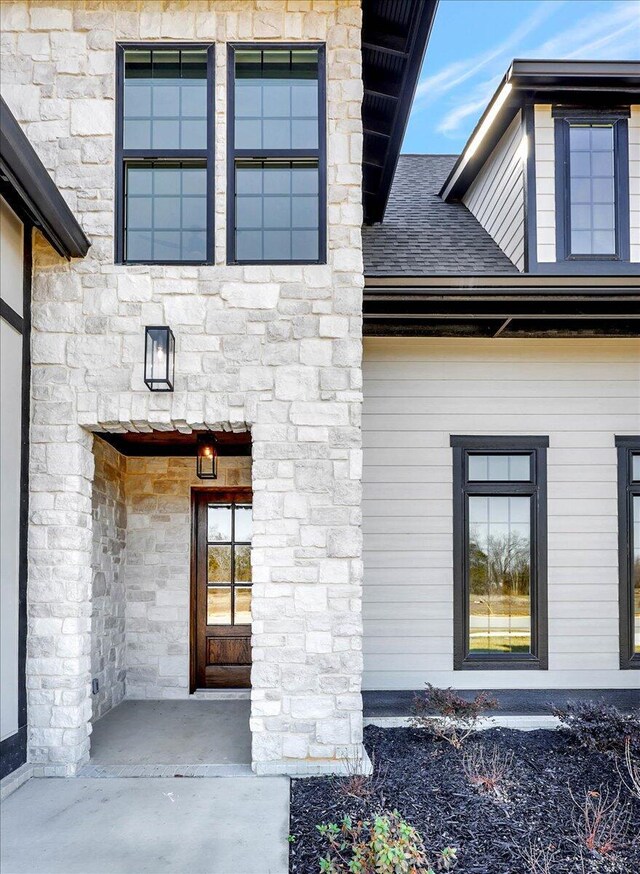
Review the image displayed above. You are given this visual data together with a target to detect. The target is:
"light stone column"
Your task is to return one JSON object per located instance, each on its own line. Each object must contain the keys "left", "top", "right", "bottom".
{"left": 27, "top": 424, "right": 94, "bottom": 775}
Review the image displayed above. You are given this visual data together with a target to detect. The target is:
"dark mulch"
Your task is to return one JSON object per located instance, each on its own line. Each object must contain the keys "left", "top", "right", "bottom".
{"left": 289, "top": 726, "right": 640, "bottom": 874}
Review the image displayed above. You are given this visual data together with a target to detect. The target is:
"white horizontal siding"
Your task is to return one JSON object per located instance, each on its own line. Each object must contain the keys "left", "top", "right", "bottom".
{"left": 534, "top": 104, "right": 556, "bottom": 263}
{"left": 362, "top": 337, "right": 640, "bottom": 691}
{"left": 463, "top": 112, "right": 525, "bottom": 270}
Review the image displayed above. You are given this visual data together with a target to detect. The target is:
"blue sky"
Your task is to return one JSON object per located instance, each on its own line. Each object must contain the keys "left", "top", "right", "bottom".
{"left": 403, "top": 0, "right": 640, "bottom": 154}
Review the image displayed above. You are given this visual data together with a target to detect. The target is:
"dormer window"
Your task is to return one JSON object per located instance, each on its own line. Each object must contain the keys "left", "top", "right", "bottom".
{"left": 554, "top": 110, "right": 630, "bottom": 264}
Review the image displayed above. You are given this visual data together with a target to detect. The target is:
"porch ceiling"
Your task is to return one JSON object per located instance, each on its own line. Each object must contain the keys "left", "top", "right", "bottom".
{"left": 95, "top": 430, "right": 251, "bottom": 457}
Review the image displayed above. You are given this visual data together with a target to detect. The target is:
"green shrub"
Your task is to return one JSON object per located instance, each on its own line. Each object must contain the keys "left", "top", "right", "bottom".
{"left": 317, "top": 810, "right": 457, "bottom": 874}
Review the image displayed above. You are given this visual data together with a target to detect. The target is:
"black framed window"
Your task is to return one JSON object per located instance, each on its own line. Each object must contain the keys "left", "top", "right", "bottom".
{"left": 616, "top": 436, "right": 640, "bottom": 669}
{"left": 451, "top": 436, "right": 548, "bottom": 670}
{"left": 554, "top": 110, "right": 630, "bottom": 263}
{"left": 115, "top": 44, "right": 214, "bottom": 264}
{"left": 227, "top": 44, "right": 326, "bottom": 264}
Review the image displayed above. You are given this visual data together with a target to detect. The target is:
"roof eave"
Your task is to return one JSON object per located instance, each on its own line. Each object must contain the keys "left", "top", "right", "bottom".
{"left": 439, "top": 59, "right": 640, "bottom": 203}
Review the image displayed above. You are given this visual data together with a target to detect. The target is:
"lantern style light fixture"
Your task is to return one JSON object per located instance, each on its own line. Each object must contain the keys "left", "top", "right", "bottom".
{"left": 144, "top": 326, "right": 175, "bottom": 392}
{"left": 196, "top": 432, "right": 218, "bottom": 480}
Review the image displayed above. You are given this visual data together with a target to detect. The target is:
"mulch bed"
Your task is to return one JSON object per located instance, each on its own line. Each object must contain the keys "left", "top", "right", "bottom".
{"left": 289, "top": 726, "right": 640, "bottom": 873}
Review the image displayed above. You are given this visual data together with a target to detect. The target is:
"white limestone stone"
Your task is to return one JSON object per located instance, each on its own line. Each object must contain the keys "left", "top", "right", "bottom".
{"left": 16, "top": 0, "right": 364, "bottom": 778}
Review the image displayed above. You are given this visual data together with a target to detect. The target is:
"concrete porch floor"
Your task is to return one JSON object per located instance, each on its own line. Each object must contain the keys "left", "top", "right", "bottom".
{"left": 0, "top": 776, "right": 289, "bottom": 874}
{"left": 83, "top": 700, "right": 252, "bottom": 776}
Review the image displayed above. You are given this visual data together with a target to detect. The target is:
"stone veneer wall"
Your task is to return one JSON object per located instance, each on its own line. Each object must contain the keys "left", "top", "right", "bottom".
{"left": 125, "top": 455, "right": 251, "bottom": 699}
{"left": 3, "top": 1, "right": 364, "bottom": 775}
{"left": 91, "top": 438, "right": 126, "bottom": 722}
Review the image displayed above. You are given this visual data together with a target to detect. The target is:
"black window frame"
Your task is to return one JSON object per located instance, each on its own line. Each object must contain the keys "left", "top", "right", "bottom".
{"left": 616, "top": 436, "right": 640, "bottom": 670}
{"left": 451, "top": 435, "right": 549, "bottom": 671}
{"left": 226, "top": 42, "right": 327, "bottom": 266}
{"left": 114, "top": 42, "right": 215, "bottom": 266}
{"left": 554, "top": 108, "right": 630, "bottom": 265}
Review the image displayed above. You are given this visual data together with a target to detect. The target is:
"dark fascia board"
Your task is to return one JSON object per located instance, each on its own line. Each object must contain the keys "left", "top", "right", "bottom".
{"left": 0, "top": 97, "right": 90, "bottom": 259}
{"left": 362, "top": 0, "right": 439, "bottom": 224}
{"left": 440, "top": 58, "right": 640, "bottom": 202}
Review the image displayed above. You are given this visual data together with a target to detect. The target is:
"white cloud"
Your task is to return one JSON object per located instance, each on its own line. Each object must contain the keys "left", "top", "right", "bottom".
{"left": 425, "top": 0, "right": 640, "bottom": 141}
{"left": 416, "top": 0, "right": 562, "bottom": 104}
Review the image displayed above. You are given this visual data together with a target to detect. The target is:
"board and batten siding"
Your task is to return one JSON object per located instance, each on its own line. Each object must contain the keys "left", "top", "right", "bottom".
{"left": 463, "top": 111, "right": 525, "bottom": 271}
{"left": 362, "top": 337, "right": 640, "bottom": 691}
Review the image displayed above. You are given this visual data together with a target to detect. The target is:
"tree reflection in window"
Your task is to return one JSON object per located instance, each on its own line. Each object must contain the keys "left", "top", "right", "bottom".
{"left": 468, "top": 495, "right": 531, "bottom": 654}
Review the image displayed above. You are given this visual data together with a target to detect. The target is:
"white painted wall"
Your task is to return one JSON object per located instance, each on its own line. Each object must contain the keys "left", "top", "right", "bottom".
{"left": 362, "top": 337, "right": 640, "bottom": 691}
{"left": 0, "top": 197, "right": 24, "bottom": 742}
{"left": 463, "top": 112, "right": 525, "bottom": 271}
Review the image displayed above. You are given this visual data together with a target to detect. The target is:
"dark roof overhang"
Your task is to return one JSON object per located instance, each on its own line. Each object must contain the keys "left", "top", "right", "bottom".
{"left": 363, "top": 274, "right": 640, "bottom": 337}
{"left": 440, "top": 59, "right": 640, "bottom": 202}
{"left": 362, "top": 0, "right": 439, "bottom": 224}
{"left": 0, "top": 96, "right": 90, "bottom": 259}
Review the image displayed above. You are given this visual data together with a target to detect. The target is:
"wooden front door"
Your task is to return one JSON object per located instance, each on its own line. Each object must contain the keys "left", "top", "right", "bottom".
{"left": 192, "top": 488, "right": 252, "bottom": 689}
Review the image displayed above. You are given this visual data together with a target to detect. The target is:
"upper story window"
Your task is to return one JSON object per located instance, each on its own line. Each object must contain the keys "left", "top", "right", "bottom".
{"left": 115, "top": 44, "right": 214, "bottom": 264}
{"left": 616, "top": 437, "right": 640, "bottom": 669}
{"left": 451, "top": 436, "right": 548, "bottom": 671}
{"left": 554, "top": 110, "right": 630, "bottom": 264}
{"left": 228, "top": 44, "right": 326, "bottom": 264}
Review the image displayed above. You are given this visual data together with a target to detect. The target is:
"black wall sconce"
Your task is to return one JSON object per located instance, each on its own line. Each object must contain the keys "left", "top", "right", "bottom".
{"left": 196, "top": 433, "right": 218, "bottom": 479}
{"left": 144, "top": 326, "right": 175, "bottom": 392}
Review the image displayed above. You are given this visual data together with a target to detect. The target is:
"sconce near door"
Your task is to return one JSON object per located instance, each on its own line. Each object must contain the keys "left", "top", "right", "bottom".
{"left": 196, "top": 432, "right": 218, "bottom": 480}
{"left": 144, "top": 326, "right": 175, "bottom": 392}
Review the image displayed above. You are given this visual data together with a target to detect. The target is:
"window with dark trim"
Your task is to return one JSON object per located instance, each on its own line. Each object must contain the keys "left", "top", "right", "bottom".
{"left": 554, "top": 109, "right": 630, "bottom": 263}
{"left": 451, "top": 436, "right": 548, "bottom": 670}
{"left": 616, "top": 436, "right": 640, "bottom": 669}
{"left": 115, "top": 43, "right": 214, "bottom": 265}
{"left": 227, "top": 43, "right": 326, "bottom": 264}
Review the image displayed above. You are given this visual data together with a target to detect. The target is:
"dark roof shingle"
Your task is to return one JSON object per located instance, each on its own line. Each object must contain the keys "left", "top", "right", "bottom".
{"left": 362, "top": 154, "right": 519, "bottom": 276}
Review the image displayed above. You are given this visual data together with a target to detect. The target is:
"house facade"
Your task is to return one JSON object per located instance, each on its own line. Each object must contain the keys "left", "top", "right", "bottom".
{"left": 0, "top": 2, "right": 638, "bottom": 784}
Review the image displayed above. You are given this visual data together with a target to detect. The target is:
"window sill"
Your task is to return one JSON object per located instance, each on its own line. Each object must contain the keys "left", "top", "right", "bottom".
{"left": 620, "top": 655, "right": 640, "bottom": 670}
{"left": 531, "top": 261, "right": 640, "bottom": 276}
{"left": 455, "top": 656, "right": 546, "bottom": 671}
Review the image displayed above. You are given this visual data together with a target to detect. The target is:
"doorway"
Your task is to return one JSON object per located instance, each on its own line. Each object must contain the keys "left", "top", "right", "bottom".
{"left": 191, "top": 488, "right": 253, "bottom": 689}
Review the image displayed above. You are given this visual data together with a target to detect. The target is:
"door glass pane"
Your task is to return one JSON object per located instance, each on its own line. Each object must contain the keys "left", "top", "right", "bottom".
{"left": 208, "top": 545, "right": 231, "bottom": 583}
{"left": 234, "top": 587, "right": 252, "bottom": 624}
{"left": 208, "top": 505, "right": 232, "bottom": 542}
{"left": 468, "top": 495, "right": 531, "bottom": 654}
{"left": 207, "top": 586, "right": 231, "bottom": 624}
{"left": 568, "top": 123, "right": 616, "bottom": 256}
{"left": 634, "top": 496, "right": 640, "bottom": 653}
{"left": 235, "top": 545, "right": 252, "bottom": 583}
{"left": 235, "top": 506, "right": 252, "bottom": 542}
{"left": 468, "top": 454, "right": 531, "bottom": 481}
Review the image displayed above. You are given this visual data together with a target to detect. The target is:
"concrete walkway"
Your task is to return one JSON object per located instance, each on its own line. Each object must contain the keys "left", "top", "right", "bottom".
{"left": 89, "top": 700, "right": 251, "bottom": 768}
{"left": 0, "top": 776, "right": 290, "bottom": 874}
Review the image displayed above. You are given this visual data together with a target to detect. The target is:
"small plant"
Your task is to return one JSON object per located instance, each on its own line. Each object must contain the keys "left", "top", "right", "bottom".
{"left": 317, "top": 810, "right": 457, "bottom": 874}
{"left": 519, "top": 839, "right": 557, "bottom": 874}
{"left": 569, "top": 785, "right": 630, "bottom": 857}
{"left": 337, "top": 751, "right": 387, "bottom": 802}
{"left": 618, "top": 736, "right": 640, "bottom": 800}
{"left": 411, "top": 684, "right": 498, "bottom": 748}
{"left": 462, "top": 743, "right": 513, "bottom": 802}
{"left": 553, "top": 701, "right": 640, "bottom": 757}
